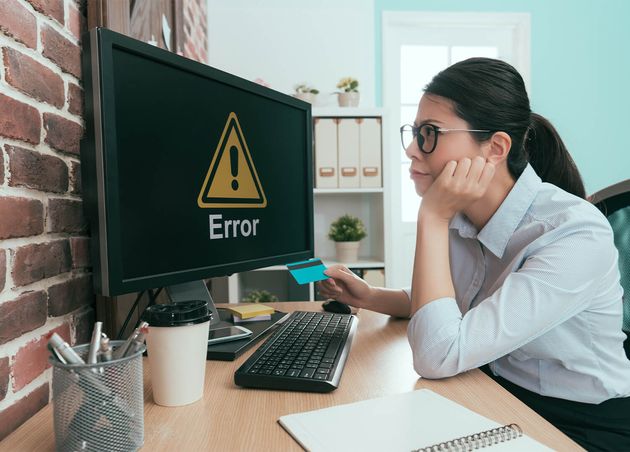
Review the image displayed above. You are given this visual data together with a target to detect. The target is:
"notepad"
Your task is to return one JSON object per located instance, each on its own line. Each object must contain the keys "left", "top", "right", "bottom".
{"left": 278, "top": 389, "right": 551, "bottom": 452}
{"left": 232, "top": 314, "right": 272, "bottom": 323}
{"left": 224, "top": 304, "right": 275, "bottom": 319}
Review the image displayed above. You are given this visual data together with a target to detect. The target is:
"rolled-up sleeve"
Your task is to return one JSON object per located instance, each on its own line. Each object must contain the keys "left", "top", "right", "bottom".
{"left": 407, "top": 298, "right": 462, "bottom": 378}
{"left": 406, "top": 225, "right": 618, "bottom": 379}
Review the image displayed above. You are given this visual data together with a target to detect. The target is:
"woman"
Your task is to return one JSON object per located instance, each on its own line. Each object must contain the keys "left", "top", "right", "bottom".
{"left": 319, "top": 58, "right": 630, "bottom": 450}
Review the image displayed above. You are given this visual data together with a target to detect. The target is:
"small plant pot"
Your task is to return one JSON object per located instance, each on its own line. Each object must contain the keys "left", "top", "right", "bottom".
{"left": 335, "top": 241, "right": 360, "bottom": 263}
{"left": 294, "top": 92, "right": 316, "bottom": 104}
{"left": 337, "top": 92, "right": 360, "bottom": 107}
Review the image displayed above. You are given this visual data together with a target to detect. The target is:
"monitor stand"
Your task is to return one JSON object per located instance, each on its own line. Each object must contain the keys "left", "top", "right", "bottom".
{"left": 164, "top": 280, "right": 228, "bottom": 330}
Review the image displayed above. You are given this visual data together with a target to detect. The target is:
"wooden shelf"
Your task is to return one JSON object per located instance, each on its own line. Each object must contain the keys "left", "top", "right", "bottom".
{"left": 313, "top": 188, "right": 383, "bottom": 194}
{"left": 312, "top": 107, "right": 384, "bottom": 117}
{"left": 320, "top": 257, "right": 385, "bottom": 269}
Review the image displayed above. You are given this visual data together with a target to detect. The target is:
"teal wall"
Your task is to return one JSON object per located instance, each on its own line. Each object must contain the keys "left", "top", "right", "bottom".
{"left": 374, "top": 0, "right": 630, "bottom": 193}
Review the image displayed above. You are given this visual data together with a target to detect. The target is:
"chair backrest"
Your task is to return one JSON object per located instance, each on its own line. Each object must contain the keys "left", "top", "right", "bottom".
{"left": 591, "top": 179, "right": 630, "bottom": 336}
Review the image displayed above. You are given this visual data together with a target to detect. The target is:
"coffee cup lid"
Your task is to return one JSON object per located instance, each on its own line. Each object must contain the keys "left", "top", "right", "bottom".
{"left": 142, "top": 300, "right": 212, "bottom": 327}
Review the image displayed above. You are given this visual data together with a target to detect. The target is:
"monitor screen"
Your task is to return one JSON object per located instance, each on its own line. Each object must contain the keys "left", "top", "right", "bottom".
{"left": 82, "top": 28, "right": 313, "bottom": 296}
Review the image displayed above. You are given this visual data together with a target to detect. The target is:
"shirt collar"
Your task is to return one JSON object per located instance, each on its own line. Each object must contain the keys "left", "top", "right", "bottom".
{"left": 449, "top": 164, "right": 541, "bottom": 258}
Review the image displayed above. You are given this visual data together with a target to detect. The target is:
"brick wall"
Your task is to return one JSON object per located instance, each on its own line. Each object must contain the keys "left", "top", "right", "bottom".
{"left": 0, "top": 0, "right": 208, "bottom": 440}
{"left": 0, "top": 0, "right": 94, "bottom": 440}
{"left": 183, "top": 0, "right": 208, "bottom": 64}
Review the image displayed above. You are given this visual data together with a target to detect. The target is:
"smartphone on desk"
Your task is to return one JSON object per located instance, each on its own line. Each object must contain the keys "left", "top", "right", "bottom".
{"left": 207, "top": 325, "right": 253, "bottom": 345}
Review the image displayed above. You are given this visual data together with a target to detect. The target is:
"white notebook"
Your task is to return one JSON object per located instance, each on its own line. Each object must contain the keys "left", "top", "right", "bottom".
{"left": 278, "top": 389, "right": 551, "bottom": 452}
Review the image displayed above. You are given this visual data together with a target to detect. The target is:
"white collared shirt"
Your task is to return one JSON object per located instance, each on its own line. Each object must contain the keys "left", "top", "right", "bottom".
{"left": 405, "top": 164, "right": 630, "bottom": 403}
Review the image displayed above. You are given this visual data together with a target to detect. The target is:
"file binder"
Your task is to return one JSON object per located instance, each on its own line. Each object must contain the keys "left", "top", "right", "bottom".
{"left": 337, "top": 118, "right": 360, "bottom": 188}
{"left": 314, "top": 118, "right": 338, "bottom": 188}
{"left": 359, "top": 117, "right": 382, "bottom": 188}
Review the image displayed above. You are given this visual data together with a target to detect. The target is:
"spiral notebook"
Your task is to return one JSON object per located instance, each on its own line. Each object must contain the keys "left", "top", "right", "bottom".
{"left": 278, "top": 389, "right": 551, "bottom": 451}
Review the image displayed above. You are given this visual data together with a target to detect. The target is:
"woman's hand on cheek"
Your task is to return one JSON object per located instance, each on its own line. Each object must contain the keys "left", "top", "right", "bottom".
{"left": 419, "top": 156, "right": 495, "bottom": 222}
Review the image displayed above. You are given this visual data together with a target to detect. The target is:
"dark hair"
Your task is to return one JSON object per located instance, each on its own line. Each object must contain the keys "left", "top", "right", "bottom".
{"left": 424, "top": 58, "right": 586, "bottom": 199}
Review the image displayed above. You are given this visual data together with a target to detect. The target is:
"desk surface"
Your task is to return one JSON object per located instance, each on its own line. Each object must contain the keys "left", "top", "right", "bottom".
{"left": 1, "top": 302, "right": 580, "bottom": 451}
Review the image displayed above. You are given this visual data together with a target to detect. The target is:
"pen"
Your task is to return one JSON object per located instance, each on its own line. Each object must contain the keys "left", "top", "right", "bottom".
{"left": 122, "top": 324, "right": 148, "bottom": 358}
{"left": 87, "top": 321, "right": 103, "bottom": 364}
{"left": 47, "top": 342, "right": 67, "bottom": 364}
{"left": 99, "top": 337, "right": 113, "bottom": 362}
{"left": 48, "top": 333, "right": 85, "bottom": 365}
{"left": 113, "top": 321, "right": 149, "bottom": 359}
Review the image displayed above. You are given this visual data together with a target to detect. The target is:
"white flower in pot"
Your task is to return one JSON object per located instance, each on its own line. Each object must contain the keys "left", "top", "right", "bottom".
{"left": 328, "top": 214, "right": 367, "bottom": 263}
{"left": 335, "top": 77, "right": 359, "bottom": 107}
{"left": 294, "top": 83, "right": 319, "bottom": 104}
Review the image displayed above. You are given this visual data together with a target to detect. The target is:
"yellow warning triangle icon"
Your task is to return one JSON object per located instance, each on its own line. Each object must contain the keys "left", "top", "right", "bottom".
{"left": 198, "top": 112, "right": 267, "bottom": 208}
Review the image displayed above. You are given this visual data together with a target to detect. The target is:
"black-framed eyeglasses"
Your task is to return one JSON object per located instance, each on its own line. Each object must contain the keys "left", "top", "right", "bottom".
{"left": 400, "top": 124, "right": 492, "bottom": 154}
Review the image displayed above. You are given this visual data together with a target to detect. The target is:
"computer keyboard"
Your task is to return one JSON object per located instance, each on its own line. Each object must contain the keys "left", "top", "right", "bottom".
{"left": 234, "top": 311, "right": 358, "bottom": 392}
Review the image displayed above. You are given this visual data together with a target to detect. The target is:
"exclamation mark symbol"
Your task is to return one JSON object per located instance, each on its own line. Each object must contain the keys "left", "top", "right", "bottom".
{"left": 230, "top": 145, "right": 239, "bottom": 191}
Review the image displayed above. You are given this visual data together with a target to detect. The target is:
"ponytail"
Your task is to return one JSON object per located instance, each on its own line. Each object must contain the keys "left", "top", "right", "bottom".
{"left": 425, "top": 58, "right": 587, "bottom": 199}
{"left": 524, "top": 113, "right": 586, "bottom": 199}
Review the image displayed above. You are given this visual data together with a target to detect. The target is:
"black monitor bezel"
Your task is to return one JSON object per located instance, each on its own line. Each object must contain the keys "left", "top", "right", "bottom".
{"left": 82, "top": 27, "right": 314, "bottom": 296}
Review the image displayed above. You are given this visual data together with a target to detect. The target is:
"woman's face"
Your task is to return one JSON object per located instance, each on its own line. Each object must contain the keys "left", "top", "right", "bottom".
{"left": 406, "top": 94, "right": 486, "bottom": 196}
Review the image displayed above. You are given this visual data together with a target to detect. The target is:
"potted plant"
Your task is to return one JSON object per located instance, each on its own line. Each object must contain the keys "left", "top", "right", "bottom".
{"left": 242, "top": 289, "right": 279, "bottom": 303}
{"left": 335, "top": 77, "right": 360, "bottom": 107}
{"left": 294, "top": 83, "right": 319, "bottom": 104}
{"left": 328, "top": 214, "right": 367, "bottom": 262}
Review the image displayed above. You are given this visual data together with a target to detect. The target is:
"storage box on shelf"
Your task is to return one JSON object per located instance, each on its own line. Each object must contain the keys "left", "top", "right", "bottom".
{"left": 313, "top": 107, "right": 383, "bottom": 190}
{"left": 214, "top": 107, "right": 390, "bottom": 303}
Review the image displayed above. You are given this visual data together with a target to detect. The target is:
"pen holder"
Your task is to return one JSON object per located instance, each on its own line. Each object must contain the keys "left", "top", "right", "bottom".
{"left": 50, "top": 341, "right": 145, "bottom": 452}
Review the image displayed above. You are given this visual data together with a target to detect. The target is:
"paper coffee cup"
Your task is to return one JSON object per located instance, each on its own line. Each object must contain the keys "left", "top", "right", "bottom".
{"left": 143, "top": 300, "right": 211, "bottom": 406}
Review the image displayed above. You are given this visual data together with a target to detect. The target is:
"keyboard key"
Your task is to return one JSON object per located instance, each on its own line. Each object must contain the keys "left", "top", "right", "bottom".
{"left": 324, "top": 338, "right": 342, "bottom": 359}
{"left": 300, "top": 368, "right": 315, "bottom": 378}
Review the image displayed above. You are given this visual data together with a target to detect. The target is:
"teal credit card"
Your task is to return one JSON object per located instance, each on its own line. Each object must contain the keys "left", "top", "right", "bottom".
{"left": 286, "top": 258, "right": 328, "bottom": 285}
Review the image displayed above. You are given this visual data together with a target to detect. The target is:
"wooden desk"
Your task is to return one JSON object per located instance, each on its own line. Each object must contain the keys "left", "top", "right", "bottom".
{"left": 1, "top": 302, "right": 580, "bottom": 451}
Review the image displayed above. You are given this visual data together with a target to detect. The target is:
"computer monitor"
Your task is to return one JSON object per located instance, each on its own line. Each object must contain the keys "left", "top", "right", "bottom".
{"left": 81, "top": 28, "right": 313, "bottom": 297}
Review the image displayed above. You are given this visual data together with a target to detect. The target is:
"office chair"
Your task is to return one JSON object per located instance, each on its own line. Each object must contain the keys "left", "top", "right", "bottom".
{"left": 591, "top": 179, "right": 630, "bottom": 359}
